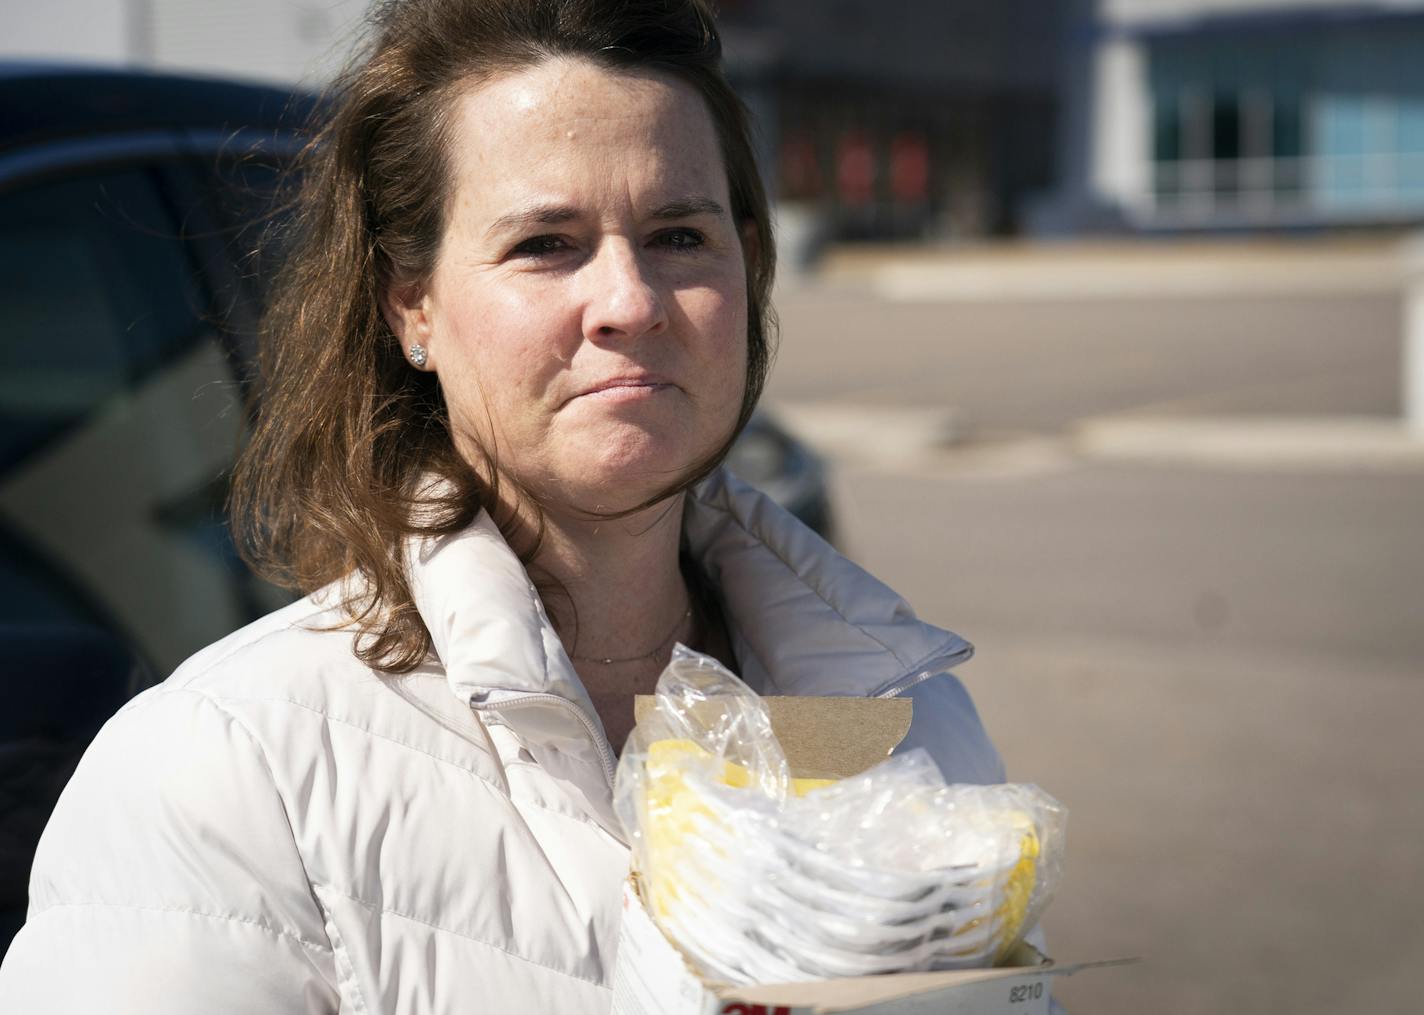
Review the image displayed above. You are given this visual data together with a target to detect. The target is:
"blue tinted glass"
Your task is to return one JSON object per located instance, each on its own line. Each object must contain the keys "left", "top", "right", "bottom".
{"left": 1400, "top": 101, "right": 1424, "bottom": 153}
{"left": 0, "top": 171, "right": 204, "bottom": 470}
{"left": 1153, "top": 92, "right": 1181, "bottom": 163}
{"left": 1273, "top": 94, "right": 1302, "bottom": 159}
{"left": 1319, "top": 95, "right": 1368, "bottom": 156}
{"left": 1212, "top": 94, "right": 1241, "bottom": 161}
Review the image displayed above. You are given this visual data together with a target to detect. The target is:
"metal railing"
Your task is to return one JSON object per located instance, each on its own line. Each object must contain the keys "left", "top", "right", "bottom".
{"left": 1148, "top": 152, "right": 1424, "bottom": 224}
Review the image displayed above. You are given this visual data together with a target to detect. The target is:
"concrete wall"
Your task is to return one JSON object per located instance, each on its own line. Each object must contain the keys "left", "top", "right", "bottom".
{"left": 1, "top": 0, "right": 370, "bottom": 86}
{"left": 4, "top": 2, "right": 131, "bottom": 65}
{"left": 1089, "top": 34, "right": 1151, "bottom": 215}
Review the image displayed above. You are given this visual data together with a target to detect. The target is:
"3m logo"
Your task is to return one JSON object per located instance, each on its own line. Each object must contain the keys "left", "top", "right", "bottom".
{"left": 720, "top": 1005, "right": 793, "bottom": 1015}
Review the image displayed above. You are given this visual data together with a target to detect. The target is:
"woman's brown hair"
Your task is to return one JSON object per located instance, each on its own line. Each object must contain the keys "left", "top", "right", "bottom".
{"left": 229, "top": 0, "right": 777, "bottom": 672}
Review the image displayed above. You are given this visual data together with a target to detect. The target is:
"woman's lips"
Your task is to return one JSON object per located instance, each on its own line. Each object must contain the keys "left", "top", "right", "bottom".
{"left": 573, "top": 377, "right": 675, "bottom": 403}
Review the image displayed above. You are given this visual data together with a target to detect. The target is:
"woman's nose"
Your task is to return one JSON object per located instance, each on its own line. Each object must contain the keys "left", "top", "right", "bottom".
{"left": 581, "top": 242, "right": 668, "bottom": 343}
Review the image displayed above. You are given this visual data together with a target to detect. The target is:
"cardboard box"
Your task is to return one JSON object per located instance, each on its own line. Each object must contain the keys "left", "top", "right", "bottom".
{"left": 612, "top": 875, "right": 1093, "bottom": 1015}
{"left": 613, "top": 695, "right": 1122, "bottom": 1015}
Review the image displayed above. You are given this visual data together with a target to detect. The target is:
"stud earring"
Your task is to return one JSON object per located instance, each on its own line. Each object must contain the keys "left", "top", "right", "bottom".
{"left": 408, "top": 343, "right": 428, "bottom": 368}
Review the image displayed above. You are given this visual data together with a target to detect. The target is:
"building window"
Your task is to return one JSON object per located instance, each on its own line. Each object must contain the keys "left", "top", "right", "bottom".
{"left": 1145, "top": 21, "right": 1424, "bottom": 224}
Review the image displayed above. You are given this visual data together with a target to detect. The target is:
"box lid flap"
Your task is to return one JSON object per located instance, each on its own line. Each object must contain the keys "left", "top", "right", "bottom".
{"left": 633, "top": 694, "right": 913, "bottom": 779}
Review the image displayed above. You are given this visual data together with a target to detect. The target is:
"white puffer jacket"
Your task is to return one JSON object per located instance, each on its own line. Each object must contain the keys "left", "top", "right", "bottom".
{"left": 0, "top": 469, "right": 1003, "bottom": 1014}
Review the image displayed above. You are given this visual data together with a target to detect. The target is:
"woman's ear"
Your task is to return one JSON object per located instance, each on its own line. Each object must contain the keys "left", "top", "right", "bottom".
{"left": 380, "top": 283, "right": 436, "bottom": 370}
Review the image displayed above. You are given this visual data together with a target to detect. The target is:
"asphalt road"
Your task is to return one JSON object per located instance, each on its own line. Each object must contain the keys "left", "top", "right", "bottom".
{"left": 767, "top": 289, "right": 1403, "bottom": 430}
{"left": 763, "top": 270, "right": 1424, "bottom": 1015}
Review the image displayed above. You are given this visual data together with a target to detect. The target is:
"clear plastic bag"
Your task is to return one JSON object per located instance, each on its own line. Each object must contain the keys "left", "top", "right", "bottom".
{"left": 613, "top": 645, "right": 1066, "bottom": 986}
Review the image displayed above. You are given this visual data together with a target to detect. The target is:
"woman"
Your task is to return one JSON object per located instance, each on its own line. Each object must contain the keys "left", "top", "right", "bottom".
{"left": 0, "top": 1, "right": 1004, "bottom": 1011}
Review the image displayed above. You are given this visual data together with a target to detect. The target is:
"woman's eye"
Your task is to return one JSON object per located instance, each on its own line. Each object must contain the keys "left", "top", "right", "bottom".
{"left": 655, "top": 228, "right": 705, "bottom": 251}
{"left": 512, "top": 235, "right": 569, "bottom": 257}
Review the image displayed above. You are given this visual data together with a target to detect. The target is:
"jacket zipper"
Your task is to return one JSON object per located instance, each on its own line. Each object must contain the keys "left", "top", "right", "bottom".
{"left": 870, "top": 643, "right": 975, "bottom": 700}
{"left": 469, "top": 692, "right": 619, "bottom": 787}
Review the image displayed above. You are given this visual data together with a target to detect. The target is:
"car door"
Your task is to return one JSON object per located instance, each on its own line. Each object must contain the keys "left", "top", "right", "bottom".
{"left": 0, "top": 154, "right": 276, "bottom": 673}
{"left": 0, "top": 134, "right": 290, "bottom": 953}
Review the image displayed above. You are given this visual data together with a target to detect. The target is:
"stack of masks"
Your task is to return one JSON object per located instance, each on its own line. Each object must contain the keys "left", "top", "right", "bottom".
{"left": 613, "top": 647, "right": 1066, "bottom": 986}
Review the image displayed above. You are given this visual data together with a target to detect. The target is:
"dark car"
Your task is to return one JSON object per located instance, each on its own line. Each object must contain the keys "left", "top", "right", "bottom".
{"left": 0, "top": 64, "right": 831, "bottom": 954}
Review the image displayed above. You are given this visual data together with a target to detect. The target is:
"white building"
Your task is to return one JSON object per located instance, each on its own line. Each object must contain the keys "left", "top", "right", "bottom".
{"left": 1080, "top": 0, "right": 1424, "bottom": 230}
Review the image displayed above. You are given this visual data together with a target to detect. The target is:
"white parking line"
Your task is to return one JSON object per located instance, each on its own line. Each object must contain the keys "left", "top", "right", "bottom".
{"left": 771, "top": 401, "right": 1424, "bottom": 476}
{"left": 1073, "top": 415, "right": 1424, "bottom": 472}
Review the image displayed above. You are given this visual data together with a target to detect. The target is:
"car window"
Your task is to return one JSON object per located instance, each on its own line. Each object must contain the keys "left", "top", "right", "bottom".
{"left": 193, "top": 152, "right": 297, "bottom": 372}
{"left": 0, "top": 165, "right": 287, "bottom": 679}
{"left": 206, "top": 154, "right": 293, "bottom": 307}
{"left": 0, "top": 171, "right": 206, "bottom": 470}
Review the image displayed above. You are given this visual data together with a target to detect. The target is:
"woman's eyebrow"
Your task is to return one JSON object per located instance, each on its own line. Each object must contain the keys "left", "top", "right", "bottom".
{"left": 647, "top": 197, "right": 727, "bottom": 220}
{"left": 486, "top": 203, "right": 582, "bottom": 239}
{"left": 485, "top": 196, "right": 728, "bottom": 239}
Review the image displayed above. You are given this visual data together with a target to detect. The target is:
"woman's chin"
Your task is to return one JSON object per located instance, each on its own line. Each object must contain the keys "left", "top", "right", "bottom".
{"left": 556, "top": 433, "right": 709, "bottom": 509}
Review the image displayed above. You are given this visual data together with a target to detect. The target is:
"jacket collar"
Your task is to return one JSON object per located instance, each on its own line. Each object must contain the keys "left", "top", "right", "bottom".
{"left": 407, "top": 467, "right": 973, "bottom": 716}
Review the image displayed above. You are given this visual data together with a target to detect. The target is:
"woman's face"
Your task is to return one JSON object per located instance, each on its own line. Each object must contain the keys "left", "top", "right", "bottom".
{"left": 387, "top": 57, "right": 751, "bottom": 515}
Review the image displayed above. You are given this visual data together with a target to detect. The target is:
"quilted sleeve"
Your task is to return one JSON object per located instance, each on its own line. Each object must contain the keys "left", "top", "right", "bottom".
{"left": 893, "top": 670, "right": 1008, "bottom": 785}
{"left": 0, "top": 687, "right": 339, "bottom": 1014}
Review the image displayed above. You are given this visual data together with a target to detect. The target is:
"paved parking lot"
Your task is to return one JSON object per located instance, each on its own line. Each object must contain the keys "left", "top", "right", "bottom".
{"left": 765, "top": 247, "right": 1424, "bottom": 1014}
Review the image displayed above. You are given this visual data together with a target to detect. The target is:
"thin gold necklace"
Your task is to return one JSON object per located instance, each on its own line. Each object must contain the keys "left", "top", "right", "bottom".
{"left": 570, "top": 607, "right": 693, "bottom": 666}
